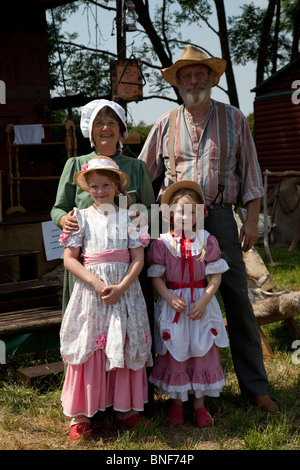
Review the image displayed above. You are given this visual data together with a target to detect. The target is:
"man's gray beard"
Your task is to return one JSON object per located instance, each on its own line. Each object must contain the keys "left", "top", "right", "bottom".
{"left": 179, "top": 84, "right": 211, "bottom": 107}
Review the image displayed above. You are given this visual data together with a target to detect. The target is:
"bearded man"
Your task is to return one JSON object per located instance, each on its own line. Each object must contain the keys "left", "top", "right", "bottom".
{"left": 138, "top": 46, "right": 279, "bottom": 413}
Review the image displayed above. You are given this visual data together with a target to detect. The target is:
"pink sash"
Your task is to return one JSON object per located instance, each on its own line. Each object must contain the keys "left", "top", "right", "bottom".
{"left": 81, "top": 249, "right": 130, "bottom": 266}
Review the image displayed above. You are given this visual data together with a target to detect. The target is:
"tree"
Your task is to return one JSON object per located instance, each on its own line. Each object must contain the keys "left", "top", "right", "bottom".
{"left": 228, "top": 0, "right": 300, "bottom": 86}
{"left": 47, "top": 0, "right": 299, "bottom": 111}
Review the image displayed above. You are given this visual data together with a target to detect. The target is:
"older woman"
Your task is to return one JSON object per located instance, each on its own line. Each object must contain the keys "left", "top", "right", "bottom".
{"left": 51, "top": 99, "right": 155, "bottom": 315}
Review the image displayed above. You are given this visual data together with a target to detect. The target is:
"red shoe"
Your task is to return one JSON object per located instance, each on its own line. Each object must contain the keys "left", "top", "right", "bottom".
{"left": 193, "top": 407, "right": 213, "bottom": 428}
{"left": 167, "top": 404, "right": 184, "bottom": 425}
{"left": 117, "top": 413, "right": 152, "bottom": 429}
{"left": 70, "top": 423, "right": 92, "bottom": 441}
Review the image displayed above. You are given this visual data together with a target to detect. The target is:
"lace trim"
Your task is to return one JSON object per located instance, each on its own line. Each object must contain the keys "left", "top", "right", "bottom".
{"left": 149, "top": 377, "right": 225, "bottom": 401}
{"left": 205, "top": 259, "right": 229, "bottom": 275}
{"left": 147, "top": 264, "right": 166, "bottom": 277}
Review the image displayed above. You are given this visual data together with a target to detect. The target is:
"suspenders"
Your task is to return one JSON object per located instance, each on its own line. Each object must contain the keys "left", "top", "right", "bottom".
{"left": 168, "top": 102, "right": 228, "bottom": 208}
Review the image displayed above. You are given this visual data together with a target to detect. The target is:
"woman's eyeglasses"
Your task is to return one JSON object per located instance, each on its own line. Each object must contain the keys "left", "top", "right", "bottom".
{"left": 94, "top": 121, "right": 120, "bottom": 129}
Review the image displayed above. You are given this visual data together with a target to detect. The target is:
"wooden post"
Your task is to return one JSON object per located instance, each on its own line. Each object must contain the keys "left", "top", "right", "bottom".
{"left": 0, "top": 170, "right": 2, "bottom": 222}
{"left": 263, "top": 170, "right": 275, "bottom": 266}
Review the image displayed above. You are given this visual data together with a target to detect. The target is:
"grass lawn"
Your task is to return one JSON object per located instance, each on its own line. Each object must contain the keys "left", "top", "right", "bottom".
{"left": 0, "top": 245, "right": 299, "bottom": 451}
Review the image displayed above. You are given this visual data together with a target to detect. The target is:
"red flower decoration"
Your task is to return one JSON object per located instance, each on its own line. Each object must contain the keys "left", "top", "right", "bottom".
{"left": 162, "top": 331, "right": 171, "bottom": 341}
{"left": 211, "top": 328, "right": 218, "bottom": 336}
{"left": 59, "top": 232, "right": 70, "bottom": 244}
{"left": 95, "top": 334, "right": 107, "bottom": 349}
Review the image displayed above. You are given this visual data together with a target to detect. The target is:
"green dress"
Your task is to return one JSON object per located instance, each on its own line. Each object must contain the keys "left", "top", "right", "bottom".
{"left": 50, "top": 151, "right": 156, "bottom": 314}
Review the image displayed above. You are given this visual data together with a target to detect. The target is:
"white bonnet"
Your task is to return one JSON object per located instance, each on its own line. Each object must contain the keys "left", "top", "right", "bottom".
{"left": 80, "top": 99, "right": 128, "bottom": 147}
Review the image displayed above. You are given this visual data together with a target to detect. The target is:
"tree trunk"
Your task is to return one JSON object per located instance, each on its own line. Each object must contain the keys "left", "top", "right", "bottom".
{"left": 214, "top": 0, "right": 239, "bottom": 108}
{"left": 291, "top": 0, "right": 300, "bottom": 61}
{"left": 134, "top": 0, "right": 182, "bottom": 101}
{"left": 256, "top": 0, "right": 277, "bottom": 85}
{"left": 271, "top": 0, "right": 280, "bottom": 75}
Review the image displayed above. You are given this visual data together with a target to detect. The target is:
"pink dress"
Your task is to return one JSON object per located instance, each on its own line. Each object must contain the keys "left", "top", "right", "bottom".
{"left": 60, "top": 205, "right": 152, "bottom": 418}
{"left": 147, "top": 230, "right": 229, "bottom": 401}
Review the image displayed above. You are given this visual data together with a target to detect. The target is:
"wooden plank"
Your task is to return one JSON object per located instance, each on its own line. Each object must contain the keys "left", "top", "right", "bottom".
{"left": 0, "top": 294, "right": 60, "bottom": 313}
{"left": 256, "top": 310, "right": 298, "bottom": 326}
{"left": 0, "top": 279, "right": 60, "bottom": 296}
{"left": 0, "top": 249, "right": 40, "bottom": 259}
{"left": 17, "top": 361, "right": 64, "bottom": 387}
{"left": 121, "top": 132, "right": 141, "bottom": 144}
{"left": 258, "top": 325, "right": 275, "bottom": 357}
{"left": 0, "top": 306, "right": 62, "bottom": 336}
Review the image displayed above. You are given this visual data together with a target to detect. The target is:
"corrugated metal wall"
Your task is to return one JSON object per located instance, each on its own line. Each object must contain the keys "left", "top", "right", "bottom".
{"left": 253, "top": 60, "right": 300, "bottom": 188}
{"left": 254, "top": 95, "right": 300, "bottom": 173}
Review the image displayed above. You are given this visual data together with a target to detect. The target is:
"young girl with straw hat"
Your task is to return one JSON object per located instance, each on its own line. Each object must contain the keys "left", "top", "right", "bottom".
{"left": 147, "top": 181, "right": 229, "bottom": 427}
{"left": 59, "top": 156, "right": 152, "bottom": 440}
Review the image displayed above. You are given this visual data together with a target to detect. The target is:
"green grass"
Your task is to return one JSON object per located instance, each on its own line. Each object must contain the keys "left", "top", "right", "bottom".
{"left": 0, "top": 245, "right": 299, "bottom": 450}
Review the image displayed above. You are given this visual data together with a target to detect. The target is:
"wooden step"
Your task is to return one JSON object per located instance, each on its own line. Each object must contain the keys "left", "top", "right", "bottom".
{"left": 0, "top": 279, "right": 60, "bottom": 296}
{"left": 0, "top": 306, "right": 62, "bottom": 336}
{"left": 0, "top": 279, "right": 61, "bottom": 313}
{"left": 0, "top": 249, "right": 40, "bottom": 260}
{"left": 0, "top": 249, "right": 40, "bottom": 281}
{"left": 17, "top": 361, "right": 64, "bottom": 387}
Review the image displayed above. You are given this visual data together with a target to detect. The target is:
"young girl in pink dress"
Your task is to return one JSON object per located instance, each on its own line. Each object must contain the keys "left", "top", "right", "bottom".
{"left": 59, "top": 156, "right": 152, "bottom": 440}
{"left": 147, "top": 181, "right": 229, "bottom": 427}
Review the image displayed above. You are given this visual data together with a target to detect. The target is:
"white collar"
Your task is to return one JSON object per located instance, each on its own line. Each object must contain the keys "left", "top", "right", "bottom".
{"left": 160, "top": 230, "right": 209, "bottom": 257}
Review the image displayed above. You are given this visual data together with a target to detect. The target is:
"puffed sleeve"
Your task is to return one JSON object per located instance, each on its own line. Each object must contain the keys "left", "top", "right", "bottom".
{"left": 205, "top": 235, "right": 229, "bottom": 275}
{"left": 147, "top": 238, "right": 167, "bottom": 277}
{"left": 59, "top": 208, "right": 85, "bottom": 248}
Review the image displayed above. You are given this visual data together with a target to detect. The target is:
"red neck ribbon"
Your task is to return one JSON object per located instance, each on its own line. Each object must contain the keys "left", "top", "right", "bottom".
{"left": 172, "top": 234, "right": 195, "bottom": 324}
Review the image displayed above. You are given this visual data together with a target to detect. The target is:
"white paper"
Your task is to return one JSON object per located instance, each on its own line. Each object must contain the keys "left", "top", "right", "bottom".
{"left": 41, "top": 220, "right": 64, "bottom": 261}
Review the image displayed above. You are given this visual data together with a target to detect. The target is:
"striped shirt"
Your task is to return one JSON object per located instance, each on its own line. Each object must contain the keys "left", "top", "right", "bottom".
{"left": 138, "top": 100, "right": 264, "bottom": 205}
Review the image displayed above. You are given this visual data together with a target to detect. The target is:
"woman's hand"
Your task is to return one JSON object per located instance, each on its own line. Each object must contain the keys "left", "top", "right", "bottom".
{"left": 60, "top": 209, "right": 79, "bottom": 233}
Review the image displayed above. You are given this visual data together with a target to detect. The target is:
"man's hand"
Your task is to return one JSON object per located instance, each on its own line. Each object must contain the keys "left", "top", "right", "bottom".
{"left": 239, "top": 220, "right": 259, "bottom": 252}
{"left": 239, "top": 198, "right": 261, "bottom": 252}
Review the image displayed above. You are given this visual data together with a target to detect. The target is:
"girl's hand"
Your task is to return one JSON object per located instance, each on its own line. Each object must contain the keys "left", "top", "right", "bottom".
{"left": 187, "top": 298, "right": 208, "bottom": 321}
{"left": 90, "top": 277, "right": 106, "bottom": 296}
{"left": 167, "top": 293, "right": 187, "bottom": 312}
{"left": 101, "top": 285, "right": 123, "bottom": 305}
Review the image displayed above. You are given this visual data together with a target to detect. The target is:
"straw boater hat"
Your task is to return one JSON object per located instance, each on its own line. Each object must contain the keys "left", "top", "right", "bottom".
{"left": 161, "top": 180, "right": 207, "bottom": 217}
{"left": 161, "top": 46, "right": 227, "bottom": 87}
{"left": 74, "top": 156, "right": 130, "bottom": 193}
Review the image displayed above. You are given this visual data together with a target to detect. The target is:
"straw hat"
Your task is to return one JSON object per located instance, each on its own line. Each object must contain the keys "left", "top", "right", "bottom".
{"left": 74, "top": 156, "right": 130, "bottom": 193}
{"left": 161, "top": 46, "right": 227, "bottom": 87}
{"left": 80, "top": 99, "right": 128, "bottom": 147}
{"left": 161, "top": 181, "right": 207, "bottom": 217}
